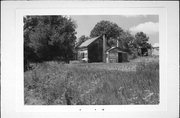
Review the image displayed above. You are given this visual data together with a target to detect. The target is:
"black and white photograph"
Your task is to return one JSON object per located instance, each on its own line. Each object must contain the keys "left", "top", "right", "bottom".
{"left": 1, "top": 1, "right": 179, "bottom": 118}
{"left": 24, "top": 15, "right": 159, "bottom": 105}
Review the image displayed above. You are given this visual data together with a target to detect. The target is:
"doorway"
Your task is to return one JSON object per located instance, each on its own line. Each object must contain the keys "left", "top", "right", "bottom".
{"left": 118, "top": 53, "right": 122, "bottom": 62}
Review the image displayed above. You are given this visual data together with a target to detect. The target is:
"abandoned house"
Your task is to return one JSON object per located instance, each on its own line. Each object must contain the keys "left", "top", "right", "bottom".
{"left": 76, "top": 35, "right": 129, "bottom": 63}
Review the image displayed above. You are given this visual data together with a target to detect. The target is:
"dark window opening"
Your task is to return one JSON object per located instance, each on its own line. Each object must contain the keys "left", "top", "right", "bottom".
{"left": 118, "top": 53, "right": 123, "bottom": 63}
{"left": 81, "top": 53, "right": 84, "bottom": 58}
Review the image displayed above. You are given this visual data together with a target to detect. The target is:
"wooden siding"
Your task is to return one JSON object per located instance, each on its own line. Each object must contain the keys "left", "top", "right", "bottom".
{"left": 107, "top": 47, "right": 128, "bottom": 63}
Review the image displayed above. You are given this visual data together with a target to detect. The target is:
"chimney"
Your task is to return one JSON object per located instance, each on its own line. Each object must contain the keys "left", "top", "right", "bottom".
{"left": 117, "top": 39, "right": 119, "bottom": 47}
{"left": 103, "top": 34, "right": 106, "bottom": 63}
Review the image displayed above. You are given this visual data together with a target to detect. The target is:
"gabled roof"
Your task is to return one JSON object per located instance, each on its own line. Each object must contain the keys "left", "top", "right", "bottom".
{"left": 78, "top": 36, "right": 101, "bottom": 48}
{"left": 106, "top": 47, "right": 127, "bottom": 53}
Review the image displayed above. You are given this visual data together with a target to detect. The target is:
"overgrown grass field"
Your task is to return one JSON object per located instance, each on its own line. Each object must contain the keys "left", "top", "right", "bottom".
{"left": 24, "top": 57, "right": 159, "bottom": 105}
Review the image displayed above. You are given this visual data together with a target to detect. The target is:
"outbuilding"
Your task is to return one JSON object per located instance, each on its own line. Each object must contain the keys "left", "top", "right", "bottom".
{"left": 106, "top": 47, "right": 128, "bottom": 63}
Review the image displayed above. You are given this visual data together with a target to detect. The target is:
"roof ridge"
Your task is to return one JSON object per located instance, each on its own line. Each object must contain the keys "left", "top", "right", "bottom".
{"left": 78, "top": 36, "right": 101, "bottom": 48}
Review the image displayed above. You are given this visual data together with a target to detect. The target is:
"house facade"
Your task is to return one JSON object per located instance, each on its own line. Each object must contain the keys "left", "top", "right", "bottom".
{"left": 76, "top": 36, "right": 103, "bottom": 62}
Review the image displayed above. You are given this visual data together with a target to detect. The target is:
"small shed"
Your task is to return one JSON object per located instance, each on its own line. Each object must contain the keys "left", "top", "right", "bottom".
{"left": 106, "top": 47, "right": 128, "bottom": 63}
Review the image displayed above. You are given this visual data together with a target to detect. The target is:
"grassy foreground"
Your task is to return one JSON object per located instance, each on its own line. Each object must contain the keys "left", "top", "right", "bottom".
{"left": 24, "top": 57, "right": 159, "bottom": 105}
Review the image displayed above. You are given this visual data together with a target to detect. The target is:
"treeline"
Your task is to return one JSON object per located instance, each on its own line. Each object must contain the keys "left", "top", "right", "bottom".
{"left": 24, "top": 16, "right": 152, "bottom": 71}
{"left": 24, "top": 16, "right": 77, "bottom": 70}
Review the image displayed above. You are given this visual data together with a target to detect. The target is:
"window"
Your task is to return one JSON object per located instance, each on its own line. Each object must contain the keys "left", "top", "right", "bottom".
{"left": 82, "top": 52, "right": 84, "bottom": 58}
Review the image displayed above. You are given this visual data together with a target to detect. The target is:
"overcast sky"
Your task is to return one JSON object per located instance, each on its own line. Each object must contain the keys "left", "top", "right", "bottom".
{"left": 70, "top": 15, "right": 159, "bottom": 45}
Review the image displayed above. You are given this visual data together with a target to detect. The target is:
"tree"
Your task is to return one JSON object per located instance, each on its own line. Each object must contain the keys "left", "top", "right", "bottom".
{"left": 24, "top": 16, "right": 39, "bottom": 70}
{"left": 24, "top": 15, "right": 77, "bottom": 70}
{"left": 118, "top": 30, "right": 135, "bottom": 53}
{"left": 76, "top": 35, "right": 90, "bottom": 47}
{"left": 90, "top": 20, "right": 123, "bottom": 47}
{"left": 134, "top": 32, "right": 152, "bottom": 56}
{"left": 134, "top": 32, "right": 149, "bottom": 47}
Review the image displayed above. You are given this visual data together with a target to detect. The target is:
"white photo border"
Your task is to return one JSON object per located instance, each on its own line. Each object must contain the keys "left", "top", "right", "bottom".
{"left": 1, "top": 1, "right": 179, "bottom": 118}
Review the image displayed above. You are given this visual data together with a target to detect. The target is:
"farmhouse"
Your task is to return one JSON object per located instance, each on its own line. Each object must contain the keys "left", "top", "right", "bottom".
{"left": 76, "top": 35, "right": 128, "bottom": 63}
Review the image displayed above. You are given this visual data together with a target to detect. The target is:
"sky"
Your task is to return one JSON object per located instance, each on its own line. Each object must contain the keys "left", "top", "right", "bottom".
{"left": 70, "top": 15, "right": 159, "bottom": 45}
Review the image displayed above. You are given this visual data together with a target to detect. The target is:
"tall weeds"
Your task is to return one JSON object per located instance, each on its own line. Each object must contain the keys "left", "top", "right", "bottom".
{"left": 24, "top": 58, "right": 159, "bottom": 105}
